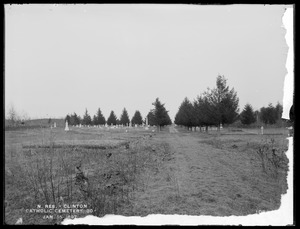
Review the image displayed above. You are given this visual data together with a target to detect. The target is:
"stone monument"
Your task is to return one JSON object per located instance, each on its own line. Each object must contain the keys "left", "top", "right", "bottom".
{"left": 145, "top": 117, "right": 149, "bottom": 130}
{"left": 65, "top": 120, "right": 69, "bottom": 131}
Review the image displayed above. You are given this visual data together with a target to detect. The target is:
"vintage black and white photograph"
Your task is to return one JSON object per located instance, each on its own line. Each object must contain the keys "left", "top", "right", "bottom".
{"left": 4, "top": 4, "right": 294, "bottom": 225}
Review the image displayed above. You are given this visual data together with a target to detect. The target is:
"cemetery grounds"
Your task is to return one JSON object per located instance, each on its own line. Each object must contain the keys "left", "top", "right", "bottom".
{"left": 4, "top": 125, "right": 290, "bottom": 224}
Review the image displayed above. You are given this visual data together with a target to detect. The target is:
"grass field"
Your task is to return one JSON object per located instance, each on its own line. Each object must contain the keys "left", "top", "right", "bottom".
{"left": 4, "top": 125, "right": 290, "bottom": 225}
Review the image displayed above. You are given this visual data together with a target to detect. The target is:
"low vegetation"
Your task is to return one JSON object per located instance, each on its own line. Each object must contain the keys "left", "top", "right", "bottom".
{"left": 5, "top": 125, "right": 290, "bottom": 224}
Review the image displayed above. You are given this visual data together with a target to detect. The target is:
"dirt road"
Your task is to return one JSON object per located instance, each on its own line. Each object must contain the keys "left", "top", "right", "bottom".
{"left": 145, "top": 125, "right": 284, "bottom": 216}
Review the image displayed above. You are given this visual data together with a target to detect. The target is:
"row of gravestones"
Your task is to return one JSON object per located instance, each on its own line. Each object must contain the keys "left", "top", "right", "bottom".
{"left": 62, "top": 120, "right": 265, "bottom": 135}
{"left": 64, "top": 117, "right": 150, "bottom": 132}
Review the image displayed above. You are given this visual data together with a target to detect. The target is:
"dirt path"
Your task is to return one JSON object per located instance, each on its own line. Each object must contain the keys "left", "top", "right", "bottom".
{"left": 154, "top": 126, "right": 282, "bottom": 216}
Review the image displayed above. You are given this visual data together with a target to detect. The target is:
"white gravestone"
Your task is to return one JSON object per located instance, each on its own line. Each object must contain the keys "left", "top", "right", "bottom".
{"left": 65, "top": 120, "right": 69, "bottom": 131}
{"left": 261, "top": 126, "right": 264, "bottom": 135}
{"left": 54, "top": 122, "right": 56, "bottom": 128}
{"left": 145, "top": 117, "right": 149, "bottom": 130}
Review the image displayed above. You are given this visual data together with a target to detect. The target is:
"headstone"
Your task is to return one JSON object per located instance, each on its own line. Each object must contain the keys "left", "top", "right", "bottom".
{"left": 129, "top": 121, "right": 132, "bottom": 127}
{"left": 79, "top": 124, "right": 82, "bottom": 128}
{"left": 220, "top": 124, "right": 223, "bottom": 129}
{"left": 54, "top": 122, "right": 56, "bottom": 128}
{"left": 65, "top": 120, "right": 69, "bottom": 131}
{"left": 145, "top": 117, "right": 149, "bottom": 130}
{"left": 261, "top": 126, "right": 264, "bottom": 135}
{"left": 135, "top": 124, "right": 138, "bottom": 128}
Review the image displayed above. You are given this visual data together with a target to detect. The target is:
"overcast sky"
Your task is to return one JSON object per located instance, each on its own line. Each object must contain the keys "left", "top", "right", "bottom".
{"left": 5, "top": 4, "right": 289, "bottom": 120}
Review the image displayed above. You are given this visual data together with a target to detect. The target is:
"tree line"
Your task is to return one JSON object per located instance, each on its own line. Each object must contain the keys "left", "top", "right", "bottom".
{"left": 175, "top": 75, "right": 239, "bottom": 131}
{"left": 65, "top": 98, "right": 172, "bottom": 130}
{"left": 174, "top": 75, "right": 284, "bottom": 131}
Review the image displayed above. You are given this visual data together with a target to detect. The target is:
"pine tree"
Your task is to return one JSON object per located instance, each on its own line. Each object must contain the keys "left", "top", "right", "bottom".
{"left": 207, "top": 75, "right": 239, "bottom": 129}
{"left": 65, "top": 114, "right": 71, "bottom": 124}
{"left": 120, "top": 108, "right": 130, "bottom": 126}
{"left": 147, "top": 111, "right": 156, "bottom": 126}
{"left": 98, "top": 108, "right": 106, "bottom": 125}
{"left": 73, "top": 113, "right": 80, "bottom": 125}
{"left": 93, "top": 108, "right": 106, "bottom": 125}
{"left": 92, "top": 115, "right": 97, "bottom": 125}
{"left": 174, "top": 97, "right": 197, "bottom": 130}
{"left": 194, "top": 92, "right": 220, "bottom": 131}
{"left": 152, "top": 98, "right": 172, "bottom": 131}
{"left": 131, "top": 110, "right": 143, "bottom": 125}
{"left": 260, "top": 103, "right": 277, "bottom": 125}
{"left": 240, "top": 103, "right": 256, "bottom": 125}
{"left": 275, "top": 102, "right": 283, "bottom": 121}
{"left": 107, "top": 111, "right": 117, "bottom": 126}
{"left": 69, "top": 112, "right": 80, "bottom": 125}
{"left": 82, "top": 109, "right": 92, "bottom": 125}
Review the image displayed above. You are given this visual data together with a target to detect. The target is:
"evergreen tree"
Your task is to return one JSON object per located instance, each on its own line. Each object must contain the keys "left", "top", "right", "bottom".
{"left": 147, "top": 111, "right": 156, "bottom": 126}
{"left": 69, "top": 112, "right": 80, "bottom": 125}
{"left": 152, "top": 98, "right": 172, "bottom": 131}
{"left": 210, "top": 75, "right": 239, "bottom": 128}
{"left": 92, "top": 115, "right": 97, "bottom": 125}
{"left": 174, "top": 97, "right": 197, "bottom": 130}
{"left": 260, "top": 103, "right": 277, "bottom": 125}
{"left": 82, "top": 109, "right": 92, "bottom": 125}
{"left": 131, "top": 110, "right": 143, "bottom": 125}
{"left": 73, "top": 113, "right": 80, "bottom": 125}
{"left": 107, "top": 111, "right": 117, "bottom": 126}
{"left": 240, "top": 103, "right": 256, "bottom": 125}
{"left": 275, "top": 102, "right": 283, "bottom": 121}
{"left": 120, "top": 108, "right": 130, "bottom": 126}
{"left": 69, "top": 114, "right": 75, "bottom": 125}
{"left": 77, "top": 115, "right": 82, "bottom": 125}
{"left": 65, "top": 114, "right": 71, "bottom": 124}
{"left": 97, "top": 108, "right": 106, "bottom": 125}
{"left": 92, "top": 108, "right": 106, "bottom": 125}
{"left": 194, "top": 92, "right": 220, "bottom": 131}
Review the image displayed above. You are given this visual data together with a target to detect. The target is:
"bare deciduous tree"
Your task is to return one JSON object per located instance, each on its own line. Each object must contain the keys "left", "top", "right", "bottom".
{"left": 7, "top": 104, "right": 19, "bottom": 126}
